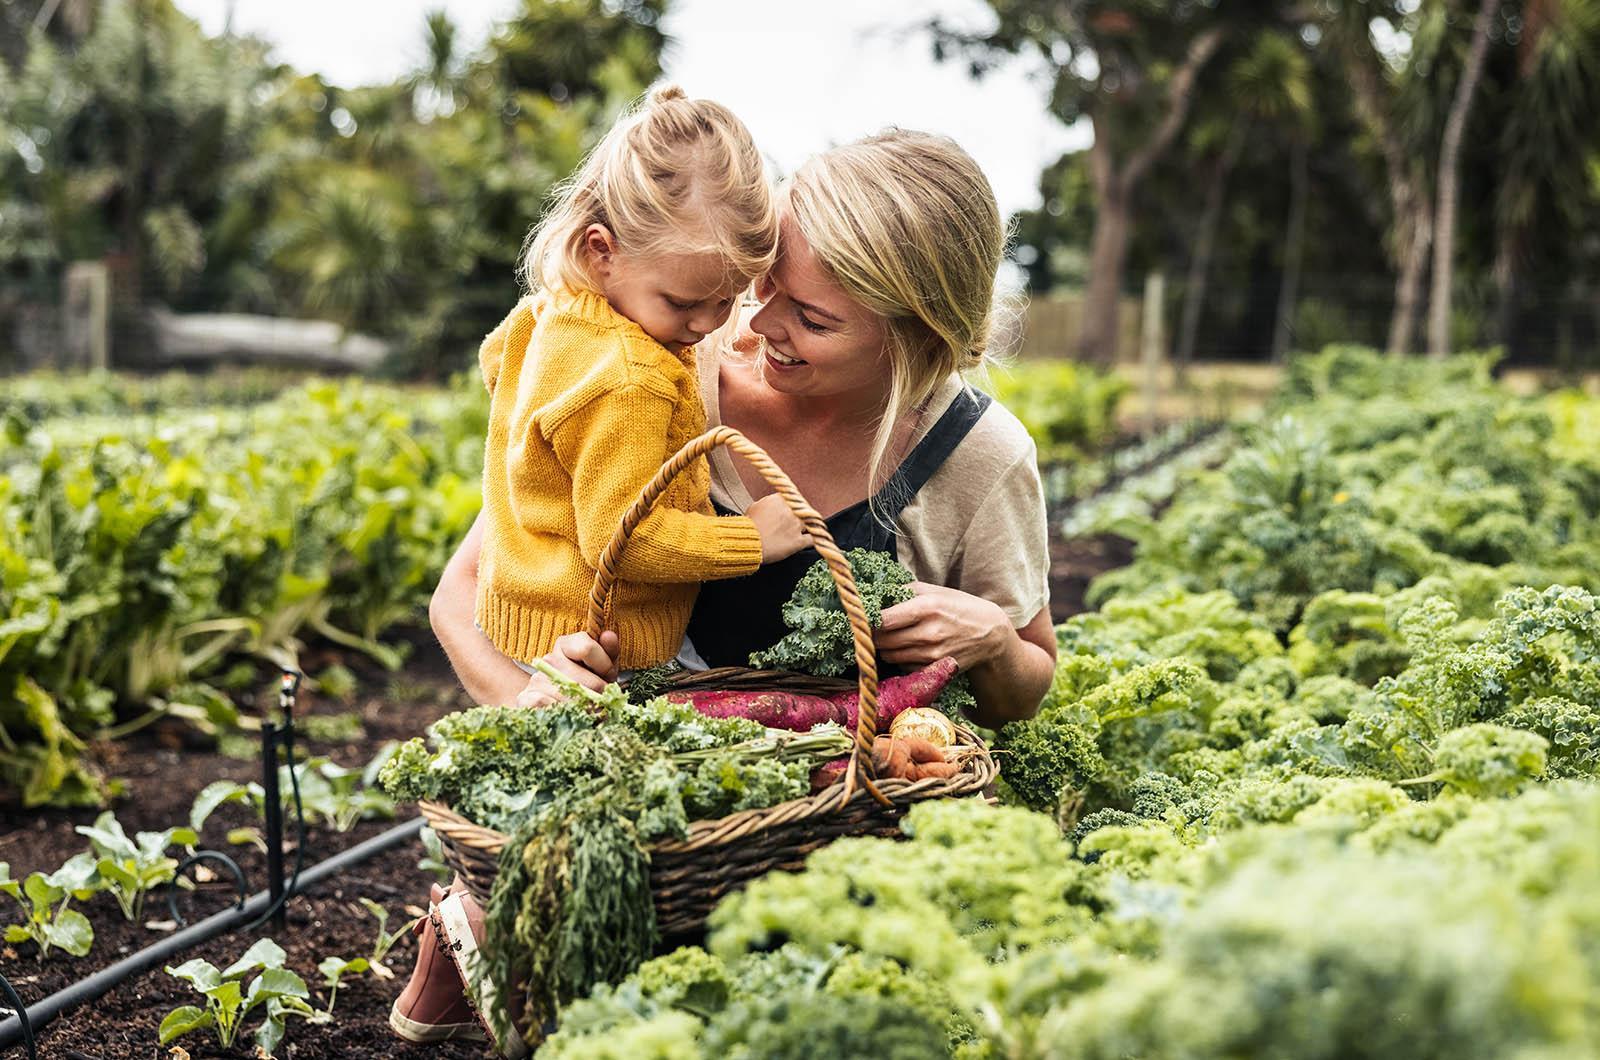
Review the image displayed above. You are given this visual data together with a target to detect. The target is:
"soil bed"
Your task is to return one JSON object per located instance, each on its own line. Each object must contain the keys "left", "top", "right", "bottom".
{"left": 3, "top": 630, "right": 490, "bottom": 1059}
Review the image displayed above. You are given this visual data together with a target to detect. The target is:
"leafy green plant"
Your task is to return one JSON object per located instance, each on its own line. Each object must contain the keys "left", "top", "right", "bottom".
{"left": 189, "top": 748, "right": 397, "bottom": 835}
{"left": 358, "top": 897, "right": 421, "bottom": 980}
{"left": 416, "top": 825, "right": 453, "bottom": 884}
{"left": 316, "top": 954, "right": 370, "bottom": 1013}
{"left": 74, "top": 811, "right": 197, "bottom": 921}
{"left": 0, "top": 858, "right": 96, "bottom": 959}
{"left": 159, "top": 938, "right": 313, "bottom": 1054}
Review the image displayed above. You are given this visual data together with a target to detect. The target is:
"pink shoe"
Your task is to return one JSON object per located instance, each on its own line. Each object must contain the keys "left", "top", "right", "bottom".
{"left": 388, "top": 882, "right": 486, "bottom": 1043}
{"left": 435, "top": 888, "right": 531, "bottom": 1059}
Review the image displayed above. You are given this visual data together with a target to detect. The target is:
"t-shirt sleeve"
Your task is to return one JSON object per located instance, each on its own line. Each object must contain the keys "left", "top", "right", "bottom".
{"left": 896, "top": 399, "right": 1052, "bottom": 629}
{"left": 945, "top": 442, "right": 1052, "bottom": 627}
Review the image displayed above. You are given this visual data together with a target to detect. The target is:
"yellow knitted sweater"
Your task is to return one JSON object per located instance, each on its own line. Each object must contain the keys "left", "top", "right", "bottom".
{"left": 475, "top": 288, "right": 762, "bottom": 669}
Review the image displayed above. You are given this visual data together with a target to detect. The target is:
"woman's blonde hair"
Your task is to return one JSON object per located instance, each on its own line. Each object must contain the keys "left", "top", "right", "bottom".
{"left": 784, "top": 128, "right": 1010, "bottom": 506}
{"left": 521, "top": 84, "right": 778, "bottom": 295}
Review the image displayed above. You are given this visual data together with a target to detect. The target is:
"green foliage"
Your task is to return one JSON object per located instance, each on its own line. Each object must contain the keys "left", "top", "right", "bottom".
{"left": 74, "top": 810, "right": 197, "bottom": 921}
{"left": 0, "top": 374, "right": 485, "bottom": 806}
{"left": 160, "top": 938, "right": 313, "bottom": 1055}
{"left": 0, "top": 858, "right": 96, "bottom": 959}
{"left": 189, "top": 749, "right": 397, "bottom": 836}
{"left": 979, "top": 360, "right": 1129, "bottom": 461}
{"left": 315, "top": 954, "right": 370, "bottom": 1013}
{"left": 750, "top": 549, "right": 915, "bottom": 676}
{"left": 357, "top": 896, "right": 419, "bottom": 978}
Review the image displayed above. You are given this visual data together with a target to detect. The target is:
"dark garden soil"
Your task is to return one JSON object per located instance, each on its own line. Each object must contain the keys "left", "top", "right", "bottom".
{"left": 2, "top": 629, "right": 494, "bottom": 1059}
{"left": 1049, "top": 532, "right": 1136, "bottom": 622}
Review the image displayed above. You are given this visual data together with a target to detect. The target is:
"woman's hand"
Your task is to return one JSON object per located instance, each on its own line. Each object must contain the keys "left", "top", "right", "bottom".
{"left": 877, "top": 584, "right": 1057, "bottom": 728}
{"left": 514, "top": 630, "right": 622, "bottom": 709}
{"left": 874, "top": 582, "right": 1010, "bottom": 671}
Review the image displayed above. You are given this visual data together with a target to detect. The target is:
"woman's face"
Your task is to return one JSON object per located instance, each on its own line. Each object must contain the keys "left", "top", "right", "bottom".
{"left": 746, "top": 216, "right": 890, "bottom": 404}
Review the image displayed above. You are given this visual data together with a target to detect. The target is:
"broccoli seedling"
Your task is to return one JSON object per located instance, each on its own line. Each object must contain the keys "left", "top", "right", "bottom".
{"left": 160, "top": 938, "right": 313, "bottom": 1054}
{"left": 0, "top": 858, "right": 97, "bottom": 959}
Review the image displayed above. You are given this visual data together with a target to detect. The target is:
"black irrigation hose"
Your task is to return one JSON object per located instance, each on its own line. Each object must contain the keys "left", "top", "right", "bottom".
{"left": 0, "top": 816, "right": 424, "bottom": 1053}
{"left": 0, "top": 971, "right": 37, "bottom": 1060}
{"left": 166, "top": 850, "right": 250, "bottom": 926}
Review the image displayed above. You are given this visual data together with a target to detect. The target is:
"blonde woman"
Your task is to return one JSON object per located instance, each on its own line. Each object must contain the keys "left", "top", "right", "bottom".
{"left": 399, "top": 128, "right": 1056, "bottom": 1051}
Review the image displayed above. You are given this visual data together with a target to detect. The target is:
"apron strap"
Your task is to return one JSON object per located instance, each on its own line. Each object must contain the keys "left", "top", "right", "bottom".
{"left": 872, "top": 386, "right": 992, "bottom": 520}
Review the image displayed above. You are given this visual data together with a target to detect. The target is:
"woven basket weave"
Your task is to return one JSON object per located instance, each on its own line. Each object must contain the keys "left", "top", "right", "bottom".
{"left": 421, "top": 426, "right": 996, "bottom": 937}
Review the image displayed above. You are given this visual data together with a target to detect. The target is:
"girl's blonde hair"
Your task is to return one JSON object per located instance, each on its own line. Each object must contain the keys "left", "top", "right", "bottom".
{"left": 784, "top": 128, "right": 1010, "bottom": 505}
{"left": 521, "top": 84, "right": 777, "bottom": 295}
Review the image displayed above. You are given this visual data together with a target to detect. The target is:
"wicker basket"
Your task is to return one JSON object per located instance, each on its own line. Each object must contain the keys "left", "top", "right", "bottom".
{"left": 421, "top": 426, "right": 997, "bottom": 938}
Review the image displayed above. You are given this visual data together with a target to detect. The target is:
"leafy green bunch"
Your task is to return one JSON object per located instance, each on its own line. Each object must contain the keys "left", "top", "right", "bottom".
{"left": 381, "top": 673, "right": 850, "bottom": 1042}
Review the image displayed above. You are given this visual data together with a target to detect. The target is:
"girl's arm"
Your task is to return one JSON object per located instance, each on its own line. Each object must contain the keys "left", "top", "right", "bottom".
{"left": 875, "top": 586, "right": 1056, "bottom": 728}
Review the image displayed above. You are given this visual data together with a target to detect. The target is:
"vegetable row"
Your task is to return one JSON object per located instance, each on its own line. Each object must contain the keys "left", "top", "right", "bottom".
{"left": 1, "top": 375, "right": 486, "bottom": 806}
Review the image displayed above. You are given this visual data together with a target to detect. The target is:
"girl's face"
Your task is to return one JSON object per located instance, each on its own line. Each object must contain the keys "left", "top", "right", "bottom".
{"left": 746, "top": 216, "right": 891, "bottom": 404}
{"left": 586, "top": 225, "right": 748, "bottom": 352}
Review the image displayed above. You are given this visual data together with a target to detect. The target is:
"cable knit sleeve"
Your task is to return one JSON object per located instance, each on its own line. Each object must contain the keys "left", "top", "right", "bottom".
{"left": 479, "top": 298, "right": 535, "bottom": 393}
{"left": 544, "top": 384, "right": 763, "bottom": 584}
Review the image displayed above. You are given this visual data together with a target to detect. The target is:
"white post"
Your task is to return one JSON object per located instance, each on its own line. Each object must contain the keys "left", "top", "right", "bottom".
{"left": 63, "top": 261, "right": 111, "bottom": 370}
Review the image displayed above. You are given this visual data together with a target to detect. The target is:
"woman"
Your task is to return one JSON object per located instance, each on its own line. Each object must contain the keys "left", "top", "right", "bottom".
{"left": 394, "top": 128, "right": 1056, "bottom": 1050}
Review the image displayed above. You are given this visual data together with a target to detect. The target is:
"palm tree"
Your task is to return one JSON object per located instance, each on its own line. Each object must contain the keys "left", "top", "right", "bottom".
{"left": 1490, "top": 0, "right": 1600, "bottom": 349}
{"left": 1174, "top": 30, "right": 1315, "bottom": 370}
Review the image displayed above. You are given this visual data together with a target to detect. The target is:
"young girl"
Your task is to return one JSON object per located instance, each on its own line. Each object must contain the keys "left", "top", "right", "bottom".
{"left": 390, "top": 86, "right": 805, "bottom": 1054}
{"left": 474, "top": 84, "right": 807, "bottom": 679}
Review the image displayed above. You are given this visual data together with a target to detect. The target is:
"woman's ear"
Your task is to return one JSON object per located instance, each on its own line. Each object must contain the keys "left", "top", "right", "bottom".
{"left": 583, "top": 223, "right": 617, "bottom": 276}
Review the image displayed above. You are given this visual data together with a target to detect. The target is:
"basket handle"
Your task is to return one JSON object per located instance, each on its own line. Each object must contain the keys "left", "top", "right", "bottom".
{"left": 585, "top": 426, "right": 886, "bottom": 801}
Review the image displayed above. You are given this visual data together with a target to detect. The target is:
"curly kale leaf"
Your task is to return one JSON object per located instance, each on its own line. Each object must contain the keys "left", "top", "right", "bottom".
{"left": 703, "top": 994, "right": 949, "bottom": 1060}
{"left": 749, "top": 549, "right": 914, "bottom": 676}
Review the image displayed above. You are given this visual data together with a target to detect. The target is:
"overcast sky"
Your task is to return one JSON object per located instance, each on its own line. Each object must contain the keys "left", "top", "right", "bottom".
{"left": 170, "top": 0, "right": 1089, "bottom": 219}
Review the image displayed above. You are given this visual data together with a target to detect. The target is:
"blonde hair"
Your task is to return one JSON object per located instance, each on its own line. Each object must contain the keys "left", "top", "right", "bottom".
{"left": 784, "top": 128, "right": 1009, "bottom": 506}
{"left": 521, "top": 84, "right": 777, "bottom": 295}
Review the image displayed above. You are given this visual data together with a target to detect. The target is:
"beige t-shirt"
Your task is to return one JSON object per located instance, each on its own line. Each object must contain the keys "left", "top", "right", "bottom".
{"left": 697, "top": 354, "right": 1052, "bottom": 628}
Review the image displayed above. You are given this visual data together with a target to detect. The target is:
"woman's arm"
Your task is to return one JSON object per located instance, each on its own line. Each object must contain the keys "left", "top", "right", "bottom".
{"left": 432, "top": 511, "right": 624, "bottom": 707}
{"left": 430, "top": 511, "right": 530, "bottom": 706}
{"left": 875, "top": 586, "right": 1055, "bottom": 728}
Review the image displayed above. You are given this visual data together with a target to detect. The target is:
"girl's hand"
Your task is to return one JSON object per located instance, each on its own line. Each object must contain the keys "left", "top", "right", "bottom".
{"left": 748, "top": 494, "right": 811, "bottom": 564}
{"left": 515, "top": 630, "right": 622, "bottom": 709}
{"left": 873, "top": 583, "right": 1011, "bottom": 671}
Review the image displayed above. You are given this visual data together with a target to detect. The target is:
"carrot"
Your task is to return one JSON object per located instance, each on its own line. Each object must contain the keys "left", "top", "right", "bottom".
{"left": 871, "top": 734, "right": 959, "bottom": 781}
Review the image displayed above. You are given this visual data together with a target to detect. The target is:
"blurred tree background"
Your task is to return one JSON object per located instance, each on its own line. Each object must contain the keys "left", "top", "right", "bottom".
{"left": 946, "top": 0, "right": 1600, "bottom": 367}
{"left": 0, "top": 0, "right": 665, "bottom": 376}
{"left": 2, "top": 0, "right": 1598, "bottom": 373}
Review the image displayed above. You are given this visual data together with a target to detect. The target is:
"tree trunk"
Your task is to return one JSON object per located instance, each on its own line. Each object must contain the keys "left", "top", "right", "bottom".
{"left": 1271, "top": 136, "right": 1310, "bottom": 362}
{"left": 1388, "top": 201, "right": 1432, "bottom": 355}
{"left": 1079, "top": 184, "right": 1132, "bottom": 364}
{"left": 1491, "top": 217, "right": 1522, "bottom": 352}
{"left": 1427, "top": 0, "right": 1502, "bottom": 357}
{"left": 1176, "top": 123, "right": 1247, "bottom": 375}
{"left": 1076, "top": 27, "right": 1226, "bottom": 365}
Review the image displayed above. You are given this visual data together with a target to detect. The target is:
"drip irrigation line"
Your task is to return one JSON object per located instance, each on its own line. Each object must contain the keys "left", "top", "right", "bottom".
{"left": 167, "top": 850, "right": 249, "bottom": 926}
{"left": 0, "top": 971, "right": 36, "bottom": 1059}
{"left": 0, "top": 816, "right": 424, "bottom": 1053}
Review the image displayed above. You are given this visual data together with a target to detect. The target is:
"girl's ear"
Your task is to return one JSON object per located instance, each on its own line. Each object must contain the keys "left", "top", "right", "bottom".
{"left": 583, "top": 224, "right": 617, "bottom": 272}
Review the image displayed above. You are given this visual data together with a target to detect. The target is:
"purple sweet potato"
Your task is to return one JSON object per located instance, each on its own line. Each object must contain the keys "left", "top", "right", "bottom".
{"left": 665, "top": 688, "right": 844, "bottom": 731}
{"left": 669, "top": 657, "right": 960, "bottom": 735}
{"left": 828, "top": 657, "right": 960, "bottom": 732}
